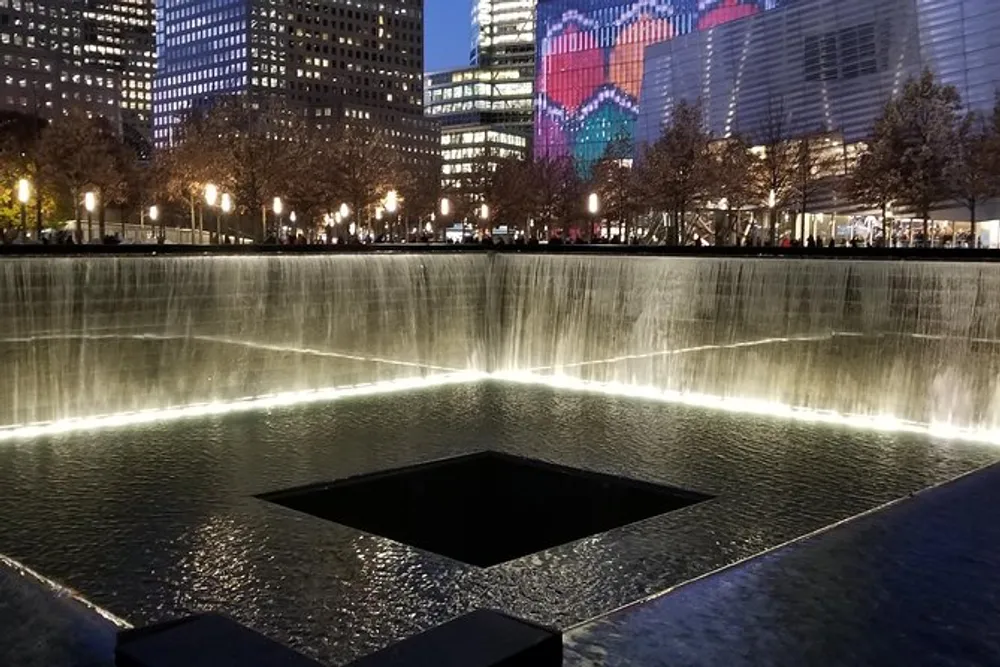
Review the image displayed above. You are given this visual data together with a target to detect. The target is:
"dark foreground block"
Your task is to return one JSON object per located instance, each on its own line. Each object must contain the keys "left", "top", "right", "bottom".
{"left": 347, "top": 609, "right": 561, "bottom": 667}
{"left": 116, "top": 612, "right": 322, "bottom": 667}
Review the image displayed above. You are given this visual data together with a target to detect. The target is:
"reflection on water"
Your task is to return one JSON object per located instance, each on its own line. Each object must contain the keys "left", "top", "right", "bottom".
{"left": 0, "top": 384, "right": 995, "bottom": 664}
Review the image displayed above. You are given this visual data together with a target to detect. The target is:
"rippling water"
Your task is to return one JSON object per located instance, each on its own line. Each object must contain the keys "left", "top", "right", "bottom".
{"left": 0, "top": 382, "right": 995, "bottom": 665}
{"left": 2, "top": 254, "right": 1000, "bottom": 664}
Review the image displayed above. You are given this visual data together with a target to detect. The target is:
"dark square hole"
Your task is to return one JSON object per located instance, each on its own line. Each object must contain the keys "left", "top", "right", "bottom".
{"left": 258, "top": 452, "right": 712, "bottom": 567}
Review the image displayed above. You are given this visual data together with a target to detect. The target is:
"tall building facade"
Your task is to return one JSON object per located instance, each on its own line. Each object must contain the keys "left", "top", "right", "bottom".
{"left": 153, "top": 0, "right": 436, "bottom": 167}
{"left": 534, "top": 0, "right": 781, "bottom": 170}
{"left": 637, "top": 0, "right": 1000, "bottom": 149}
{"left": 427, "top": 0, "right": 536, "bottom": 198}
{"left": 472, "top": 0, "right": 536, "bottom": 67}
{"left": 0, "top": 0, "right": 155, "bottom": 138}
{"left": 425, "top": 65, "right": 533, "bottom": 192}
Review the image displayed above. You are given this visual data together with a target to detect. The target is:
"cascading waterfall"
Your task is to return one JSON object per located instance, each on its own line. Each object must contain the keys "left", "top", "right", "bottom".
{"left": 494, "top": 255, "right": 1000, "bottom": 428}
{"left": 0, "top": 254, "right": 486, "bottom": 426}
{"left": 2, "top": 252, "right": 999, "bottom": 431}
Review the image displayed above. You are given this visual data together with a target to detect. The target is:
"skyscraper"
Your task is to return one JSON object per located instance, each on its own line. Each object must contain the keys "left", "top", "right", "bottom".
{"left": 0, "top": 0, "right": 155, "bottom": 140}
{"left": 153, "top": 0, "right": 436, "bottom": 167}
{"left": 426, "top": 0, "right": 536, "bottom": 201}
{"left": 472, "top": 0, "right": 536, "bottom": 67}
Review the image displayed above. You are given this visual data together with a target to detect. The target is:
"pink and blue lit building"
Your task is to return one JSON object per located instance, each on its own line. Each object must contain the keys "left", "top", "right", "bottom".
{"left": 533, "top": 0, "right": 781, "bottom": 168}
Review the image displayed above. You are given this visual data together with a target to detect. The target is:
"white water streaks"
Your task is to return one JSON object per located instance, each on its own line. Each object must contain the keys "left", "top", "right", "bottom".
{"left": 0, "top": 333, "right": 462, "bottom": 373}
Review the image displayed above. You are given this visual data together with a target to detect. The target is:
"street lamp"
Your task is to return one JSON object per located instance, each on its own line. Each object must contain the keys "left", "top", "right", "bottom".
{"left": 767, "top": 188, "right": 777, "bottom": 246}
{"left": 204, "top": 183, "right": 218, "bottom": 244}
{"left": 587, "top": 192, "right": 599, "bottom": 242}
{"left": 339, "top": 203, "right": 350, "bottom": 220}
{"left": 148, "top": 204, "right": 160, "bottom": 243}
{"left": 480, "top": 203, "right": 490, "bottom": 239}
{"left": 220, "top": 193, "right": 233, "bottom": 243}
{"left": 385, "top": 190, "right": 398, "bottom": 241}
{"left": 439, "top": 197, "right": 451, "bottom": 242}
{"left": 84, "top": 191, "right": 96, "bottom": 243}
{"left": 16, "top": 178, "right": 30, "bottom": 233}
{"left": 272, "top": 196, "right": 283, "bottom": 242}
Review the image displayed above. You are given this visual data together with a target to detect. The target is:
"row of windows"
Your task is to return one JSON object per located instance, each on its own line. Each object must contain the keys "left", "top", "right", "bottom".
{"left": 427, "top": 98, "right": 531, "bottom": 116}
{"left": 442, "top": 130, "right": 527, "bottom": 148}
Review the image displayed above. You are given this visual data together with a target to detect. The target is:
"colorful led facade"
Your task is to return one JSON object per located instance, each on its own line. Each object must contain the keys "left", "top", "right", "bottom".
{"left": 534, "top": 0, "right": 780, "bottom": 169}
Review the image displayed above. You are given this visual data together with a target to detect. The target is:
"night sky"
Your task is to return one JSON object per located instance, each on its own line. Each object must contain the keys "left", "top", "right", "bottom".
{"left": 425, "top": 0, "right": 474, "bottom": 72}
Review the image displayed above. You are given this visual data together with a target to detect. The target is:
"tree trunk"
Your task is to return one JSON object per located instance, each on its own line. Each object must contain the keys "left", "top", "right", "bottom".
{"left": 34, "top": 190, "right": 42, "bottom": 240}
{"left": 71, "top": 188, "right": 82, "bottom": 244}
{"left": 922, "top": 209, "right": 929, "bottom": 240}
{"left": 881, "top": 202, "right": 888, "bottom": 247}
{"left": 98, "top": 197, "right": 106, "bottom": 240}
{"left": 768, "top": 208, "right": 777, "bottom": 246}
{"left": 970, "top": 200, "right": 977, "bottom": 246}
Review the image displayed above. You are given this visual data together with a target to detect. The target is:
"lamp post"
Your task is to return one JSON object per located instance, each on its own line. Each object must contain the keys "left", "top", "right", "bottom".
{"left": 17, "top": 178, "right": 30, "bottom": 236}
{"left": 480, "top": 203, "right": 489, "bottom": 240}
{"left": 272, "top": 197, "right": 283, "bottom": 242}
{"left": 204, "top": 183, "right": 218, "bottom": 244}
{"left": 767, "top": 188, "right": 777, "bottom": 246}
{"left": 587, "top": 192, "right": 599, "bottom": 243}
{"left": 717, "top": 198, "right": 729, "bottom": 246}
{"left": 439, "top": 197, "right": 450, "bottom": 242}
{"left": 84, "top": 191, "right": 96, "bottom": 243}
{"left": 385, "top": 189, "right": 398, "bottom": 242}
{"left": 148, "top": 204, "right": 160, "bottom": 243}
{"left": 220, "top": 193, "right": 233, "bottom": 243}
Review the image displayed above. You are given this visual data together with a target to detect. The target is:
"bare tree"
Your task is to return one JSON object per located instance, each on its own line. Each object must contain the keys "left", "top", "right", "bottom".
{"left": 590, "top": 134, "right": 637, "bottom": 241}
{"left": 484, "top": 155, "right": 533, "bottom": 237}
{"left": 640, "top": 99, "right": 712, "bottom": 244}
{"left": 755, "top": 98, "right": 797, "bottom": 245}
{"left": 0, "top": 110, "right": 48, "bottom": 237}
{"left": 331, "top": 123, "right": 396, "bottom": 236}
{"left": 37, "top": 108, "right": 117, "bottom": 241}
{"left": 711, "top": 133, "right": 762, "bottom": 245}
{"left": 788, "top": 130, "right": 842, "bottom": 241}
{"left": 530, "top": 156, "right": 582, "bottom": 239}
{"left": 163, "top": 107, "right": 228, "bottom": 236}
{"left": 877, "top": 70, "right": 962, "bottom": 238}
{"left": 949, "top": 109, "right": 996, "bottom": 241}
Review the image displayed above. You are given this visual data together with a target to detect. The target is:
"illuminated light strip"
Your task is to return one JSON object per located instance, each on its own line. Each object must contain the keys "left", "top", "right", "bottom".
{"left": 576, "top": 87, "right": 639, "bottom": 119}
{"left": 0, "top": 372, "right": 487, "bottom": 443}
{"left": 614, "top": 0, "right": 677, "bottom": 27}
{"left": 0, "top": 552, "right": 132, "bottom": 629}
{"left": 541, "top": 9, "right": 600, "bottom": 40}
{"left": 491, "top": 372, "right": 1000, "bottom": 446}
{"left": 0, "top": 333, "right": 459, "bottom": 372}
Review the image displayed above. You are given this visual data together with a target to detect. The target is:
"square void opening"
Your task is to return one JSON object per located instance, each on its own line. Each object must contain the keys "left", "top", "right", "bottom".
{"left": 257, "top": 451, "right": 712, "bottom": 567}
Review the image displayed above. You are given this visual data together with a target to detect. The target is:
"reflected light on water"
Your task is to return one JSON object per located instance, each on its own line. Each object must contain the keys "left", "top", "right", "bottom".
{"left": 0, "top": 372, "right": 486, "bottom": 443}
{"left": 2, "top": 366, "right": 998, "bottom": 446}
{"left": 493, "top": 372, "right": 1000, "bottom": 447}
